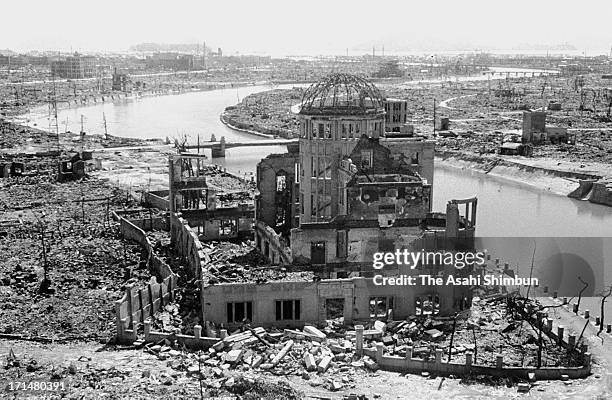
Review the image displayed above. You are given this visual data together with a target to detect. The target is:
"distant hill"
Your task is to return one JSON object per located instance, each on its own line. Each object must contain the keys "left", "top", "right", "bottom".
{"left": 511, "top": 42, "right": 577, "bottom": 51}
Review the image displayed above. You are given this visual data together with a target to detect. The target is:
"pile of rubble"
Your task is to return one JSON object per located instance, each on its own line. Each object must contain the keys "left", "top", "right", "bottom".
{"left": 141, "top": 324, "right": 376, "bottom": 393}
{"left": 202, "top": 241, "right": 315, "bottom": 284}
{"left": 136, "top": 317, "right": 452, "bottom": 394}
{"left": 202, "top": 164, "right": 256, "bottom": 193}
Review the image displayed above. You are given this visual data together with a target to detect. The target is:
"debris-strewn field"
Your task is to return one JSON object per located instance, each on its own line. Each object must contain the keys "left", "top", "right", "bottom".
{"left": 0, "top": 173, "right": 149, "bottom": 341}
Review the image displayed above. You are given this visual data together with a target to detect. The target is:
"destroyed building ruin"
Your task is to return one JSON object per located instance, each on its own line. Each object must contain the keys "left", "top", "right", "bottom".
{"left": 522, "top": 110, "right": 575, "bottom": 145}
{"left": 192, "top": 74, "right": 479, "bottom": 329}
{"left": 50, "top": 53, "right": 97, "bottom": 79}
{"left": 383, "top": 98, "right": 409, "bottom": 133}
{"left": 168, "top": 157, "right": 255, "bottom": 242}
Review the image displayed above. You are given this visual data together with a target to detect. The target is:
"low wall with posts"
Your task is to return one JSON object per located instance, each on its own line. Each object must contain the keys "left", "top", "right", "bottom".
{"left": 170, "top": 213, "right": 209, "bottom": 279}
{"left": 143, "top": 321, "right": 219, "bottom": 349}
{"left": 355, "top": 311, "right": 591, "bottom": 380}
{"left": 115, "top": 277, "right": 177, "bottom": 343}
{"left": 113, "top": 212, "right": 179, "bottom": 343}
{"left": 361, "top": 344, "right": 590, "bottom": 380}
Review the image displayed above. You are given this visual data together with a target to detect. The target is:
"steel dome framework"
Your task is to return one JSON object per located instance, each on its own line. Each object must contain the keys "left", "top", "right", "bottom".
{"left": 299, "top": 73, "right": 384, "bottom": 115}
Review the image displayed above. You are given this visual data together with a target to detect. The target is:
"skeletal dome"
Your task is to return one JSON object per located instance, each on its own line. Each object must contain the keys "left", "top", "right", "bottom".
{"left": 299, "top": 73, "right": 384, "bottom": 116}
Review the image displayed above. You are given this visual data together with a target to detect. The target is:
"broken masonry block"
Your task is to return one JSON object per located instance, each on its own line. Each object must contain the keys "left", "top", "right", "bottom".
{"left": 251, "top": 355, "right": 263, "bottom": 368}
{"left": 271, "top": 340, "right": 294, "bottom": 366}
{"left": 317, "top": 355, "right": 333, "bottom": 373}
{"left": 225, "top": 349, "right": 243, "bottom": 364}
{"left": 304, "top": 353, "right": 317, "bottom": 371}
{"left": 303, "top": 325, "right": 326, "bottom": 340}
{"left": 363, "top": 358, "right": 378, "bottom": 371}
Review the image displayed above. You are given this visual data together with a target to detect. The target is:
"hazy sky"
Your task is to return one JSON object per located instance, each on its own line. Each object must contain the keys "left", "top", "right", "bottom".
{"left": 2, "top": 0, "right": 611, "bottom": 55}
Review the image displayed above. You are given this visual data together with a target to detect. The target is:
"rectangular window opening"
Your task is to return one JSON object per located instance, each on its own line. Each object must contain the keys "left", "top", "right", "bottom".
{"left": 227, "top": 301, "right": 253, "bottom": 323}
{"left": 275, "top": 300, "right": 301, "bottom": 321}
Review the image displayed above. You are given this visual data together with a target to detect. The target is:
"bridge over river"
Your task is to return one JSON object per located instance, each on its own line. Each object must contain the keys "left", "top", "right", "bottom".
{"left": 181, "top": 137, "right": 298, "bottom": 157}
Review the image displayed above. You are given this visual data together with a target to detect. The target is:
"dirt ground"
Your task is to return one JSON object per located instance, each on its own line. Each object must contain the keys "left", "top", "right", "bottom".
{"left": 1, "top": 336, "right": 608, "bottom": 399}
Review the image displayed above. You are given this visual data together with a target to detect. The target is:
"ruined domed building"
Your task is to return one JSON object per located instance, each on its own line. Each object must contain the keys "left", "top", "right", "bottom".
{"left": 201, "top": 73, "right": 478, "bottom": 328}
{"left": 291, "top": 73, "right": 437, "bottom": 264}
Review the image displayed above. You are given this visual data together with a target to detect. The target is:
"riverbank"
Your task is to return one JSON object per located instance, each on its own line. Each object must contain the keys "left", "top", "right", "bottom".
{"left": 435, "top": 151, "right": 581, "bottom": 196}
{"left": 219, "top": 111, "right": 277, "bottom": 138}
{"left": 435, "top": 150, "right": 612, "bottom": 207}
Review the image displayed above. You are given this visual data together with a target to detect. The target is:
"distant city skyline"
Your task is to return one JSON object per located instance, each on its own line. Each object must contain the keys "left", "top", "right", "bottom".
{"left": 2, "top": 0, "right": 611, "bottom": 56}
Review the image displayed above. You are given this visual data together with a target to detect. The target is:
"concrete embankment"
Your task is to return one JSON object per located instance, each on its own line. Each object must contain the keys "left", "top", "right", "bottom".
{"left": 567, "top": 178, "right": 612, "bottom": 206}
{"left": 435, "top": 150, "right": 612, "bottom": 206}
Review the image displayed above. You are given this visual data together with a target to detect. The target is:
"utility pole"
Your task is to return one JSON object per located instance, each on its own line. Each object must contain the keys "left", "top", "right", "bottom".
{"left": 80, "top": 114, "right": 85, "bottom": 154}
{"left": 433, "top": 98, "right": 436, "bottom": 137}
{"left": 37, "top": 218, "right": 53, "bottom": 294}
{"left": 447, "top": 312, "right": 458, "bottom": 362}
{"left": 103, "top": 112, "right": 108, "bottom": 139}
{"left": 50, "top": 72, "right": 60, "bottom": 153}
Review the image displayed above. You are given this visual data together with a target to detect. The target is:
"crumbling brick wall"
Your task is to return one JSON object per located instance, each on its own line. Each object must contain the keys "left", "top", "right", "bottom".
{"left": 116, "top": 213, "right": 173, "bottom": 279}
{"left": 170, "top": 213, "right": 209, "bottom": 278}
